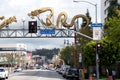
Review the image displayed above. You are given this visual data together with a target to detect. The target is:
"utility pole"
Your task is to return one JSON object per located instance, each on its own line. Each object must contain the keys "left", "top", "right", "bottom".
{"left": 73, "top": 21, "right": 79, "bottom": 68}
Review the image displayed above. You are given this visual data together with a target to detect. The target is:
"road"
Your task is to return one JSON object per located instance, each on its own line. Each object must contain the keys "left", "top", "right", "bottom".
{"left": 8, "top": 69, "right": 66, "bottom": 80}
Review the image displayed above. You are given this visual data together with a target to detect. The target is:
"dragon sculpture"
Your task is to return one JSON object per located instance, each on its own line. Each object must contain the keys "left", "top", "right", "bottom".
{"left": 28, "top": 7, "right": 89, "bottom": 28}
{"left": 0, "top": 16, "right": 17, "bottom": 29}
{"left": 56, "top": 11, "right": 89, "bottom": 28}
{"left": 0, "top": 16, "right": 5, "bottom": 20}
{"left": 28, "top": 7, "right": 54, "bottom": 26}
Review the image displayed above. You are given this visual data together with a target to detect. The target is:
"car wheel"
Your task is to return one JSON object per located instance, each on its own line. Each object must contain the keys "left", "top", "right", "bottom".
{"left": 2, "top": 78, "right": 5, "bottom": 80}
{"left": 6, "top": 76, "right": 8, "bottom": 79}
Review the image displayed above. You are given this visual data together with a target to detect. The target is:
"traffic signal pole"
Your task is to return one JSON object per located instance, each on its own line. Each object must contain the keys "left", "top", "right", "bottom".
{"left": 73, "top": 1, "right": 99, "bottom": 80}
{"left": 96, "top": 41, "right": 99, "bottom": 80}
{"left": 95, "top": 4, "right": 99, "bottom": 80}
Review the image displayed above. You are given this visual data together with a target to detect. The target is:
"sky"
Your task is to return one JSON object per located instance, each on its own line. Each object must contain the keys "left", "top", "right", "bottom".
{"left": 0, "top": 0, "right": 101, "bottom": 51}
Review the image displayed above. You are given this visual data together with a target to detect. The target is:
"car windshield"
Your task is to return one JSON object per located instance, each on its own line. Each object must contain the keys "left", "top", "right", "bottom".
{"left": 69, "top": 69, "right": 78, "bottom": 73}
{"left": 0, "top": 69, "right": 5, "bottom": 72}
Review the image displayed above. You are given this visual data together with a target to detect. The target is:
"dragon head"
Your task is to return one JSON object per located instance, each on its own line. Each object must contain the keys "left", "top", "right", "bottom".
{"left": 0, "top": 16, "right": 5, "bottom": 20}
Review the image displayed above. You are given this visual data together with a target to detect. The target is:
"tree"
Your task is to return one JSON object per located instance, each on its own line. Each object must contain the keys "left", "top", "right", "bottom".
{"left": 81, "top": 9, "right": 91, "bottom": 27}
{"left": 83, "top": 37, "right": 120, "bottom": 76}
{"left": 74, "top": 9, "right": 93, "bottom": 70}
{"left": 83, "top": 41, "right": 96, "bottom": 66}
{"left": 60, "top": 46, "right": 74, "bottom": 67}
{"left": 105, "top": 16, "right": 120, "bottom": 43}
{"left": 77, "top": 9, "right": 92, "bottom": 53}
{"left": 32, "top": 48, "right": 60, "bottom": 59}
{"left": 99, "top": 37, "right": 120, "bottom": 76}
{"left": 84, "top": 38, "right": 120, "bottom": 66}
{"left": 99, "top": 38, "right": 120, "bottom": 66}
{"left": 107, "top": 0, "right": 118, "bottom": 19}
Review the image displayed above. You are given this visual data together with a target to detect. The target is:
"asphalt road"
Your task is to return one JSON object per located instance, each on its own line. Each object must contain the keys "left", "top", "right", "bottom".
{"left": 8, "top": 69, "right": 66, "bottom": 80}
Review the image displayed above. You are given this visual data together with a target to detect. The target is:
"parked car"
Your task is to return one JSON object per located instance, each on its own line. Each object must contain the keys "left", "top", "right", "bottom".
{"left": 14, "top": 67, "right": 22, "bottom": 72}
{"left": 62, "top": 67, "right": 70, "bottom": 78}
{"left": 0, "top": 67, "right": 9, "bottom": 80}
{"left": 65, "top": 68, "right": 79, "bottom": 80}
{"left": 57, "top": 68, "right": 63, "bottom": 74}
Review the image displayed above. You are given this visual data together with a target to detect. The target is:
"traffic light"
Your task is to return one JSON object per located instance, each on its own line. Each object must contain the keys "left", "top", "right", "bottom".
{"left": 28, "top": 21, "right": 37, "bottom": 33}
{"left": 96, "top": 43, "right": 102, "bottom": 54}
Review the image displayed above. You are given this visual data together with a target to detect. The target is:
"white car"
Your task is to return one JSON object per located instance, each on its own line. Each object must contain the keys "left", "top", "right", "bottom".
{"left": 0, "top": 67, "right": 9, "bottom": 80}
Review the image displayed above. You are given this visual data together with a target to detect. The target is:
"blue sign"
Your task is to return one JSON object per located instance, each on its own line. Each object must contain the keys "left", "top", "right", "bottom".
{"left": 40, "top": 29, "right": 55, "bottom": 34}
{"left": 90, "top": 23, "right": 103, "bottom": 27}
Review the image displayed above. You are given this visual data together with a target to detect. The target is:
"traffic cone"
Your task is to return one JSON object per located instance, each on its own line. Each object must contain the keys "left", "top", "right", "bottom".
{"left": 89, "top": 74, "right": 93, "bottom": 80}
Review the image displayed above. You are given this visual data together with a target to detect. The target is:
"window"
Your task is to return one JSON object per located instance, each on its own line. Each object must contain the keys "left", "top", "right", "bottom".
{"left": 0, "top": 48, "right": 16, "bottom": 51}
{"left": 104, "top": 7, "right": 108, "bottom": 15}
{"left": 104, "top": 0, "right": 109, "bottom": 6}
{"left": 105, "top": 17, "right": 108, "bottom": 22}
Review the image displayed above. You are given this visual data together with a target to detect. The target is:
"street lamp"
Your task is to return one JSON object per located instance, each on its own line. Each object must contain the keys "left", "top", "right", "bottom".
{"left": 22, "top": 17, "right": 25, "bottom": 36}
{"left": 73, "top": 0, "right": 99, "bottom": 80}
{"left": 73, "top": 0, "right": 97, "bottom": 23}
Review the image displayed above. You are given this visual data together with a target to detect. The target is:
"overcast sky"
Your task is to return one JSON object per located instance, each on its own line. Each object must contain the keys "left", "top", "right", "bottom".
{"left": 0, "top": 0, "right": 101, "bottom": 51}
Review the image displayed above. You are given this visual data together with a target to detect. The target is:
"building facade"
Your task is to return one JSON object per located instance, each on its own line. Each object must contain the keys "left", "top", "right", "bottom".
{"left": 32, "top": 55, "right": 46, "bottom": 67}
{"left": 101, "top": 0, "right": 120, "bottom": 23}
{"left": 101, "top": 0, "right": 110, "bottom": 23}
{"left": 0, "top": 43, "right": 27, "bottom": 67}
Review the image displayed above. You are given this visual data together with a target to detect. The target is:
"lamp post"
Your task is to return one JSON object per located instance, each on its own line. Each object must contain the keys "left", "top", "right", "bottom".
{"left": 22, "top": 17, "right": 25, "bottom": 36}
{"left": 73, "top": 0, "right": 99, "bottom": 80}
{"left": 73, "top": 0, "right": 97, "bottom": 23}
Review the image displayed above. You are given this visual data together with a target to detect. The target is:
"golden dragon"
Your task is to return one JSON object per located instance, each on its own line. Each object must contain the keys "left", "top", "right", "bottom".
{"left": 28, "top": 7, "right": 89, "bottom": 28}
{"left": 28, "top": 7, "right": 54, "bottom": 26}
{"left": 56, "top": 11, "right": 89, "bottom": 28}
{"left": 0, "top": 16, "right": 5, "bottom": 20}
{"left": 0, "top": 16, "right": 17, "bottom": 29}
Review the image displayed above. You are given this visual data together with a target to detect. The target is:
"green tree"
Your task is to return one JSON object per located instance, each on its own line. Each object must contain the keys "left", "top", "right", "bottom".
{"left": 100, "top": 38, "right": 120, "bottom": 76}
{"left": 107, "top": 0, "right": 118, "bottom": 19}
{"left": 81, "top": 9, "right": 91, "bottom": 27}
{"left": 76, "top": 9, "right": 92, "bottom": 54}
{"left": 83, "top": 41, "right": 96, "bottom": 66}
{"left": 99, "top": 37, "right": 120, "bottom": 67}
{"left": 83, "top": 38, "right": 120, "bottom": 76}
{"left": 60, "top": 46, "right": 74, "bottom": 67}
{"left": 32, "top": 48, "right": 60, "bottom": 59}
{"left": 105, "top": 16, "right": 120, "bottom": 43}
{"left": 83, "top": 39, "right": 119, "bottom": 66}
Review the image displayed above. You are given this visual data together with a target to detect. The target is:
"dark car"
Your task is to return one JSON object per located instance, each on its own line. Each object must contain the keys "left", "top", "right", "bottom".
{"left": 65, "top": 68, "right": 79, "bottom": 80}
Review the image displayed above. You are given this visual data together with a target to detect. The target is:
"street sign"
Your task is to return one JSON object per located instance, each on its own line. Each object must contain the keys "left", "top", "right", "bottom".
{"left": 91, "top": 23, "right": 103, "bottom": 40}
{"left": 40, "top": 29, "right": 55, "bottom": 34}
{"left": 93, "top": 27, "right": 102, "bottom": 40}
{"left": 90, "top": 23, "right": 103, "bottom": 27}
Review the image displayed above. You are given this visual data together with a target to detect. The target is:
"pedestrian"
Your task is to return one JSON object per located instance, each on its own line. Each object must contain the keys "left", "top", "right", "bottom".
{"left": 112, "top": 70, "right": 116, "bottom": 80}
{"left": 106, "top": 69, "right": 109, "bottom": 76}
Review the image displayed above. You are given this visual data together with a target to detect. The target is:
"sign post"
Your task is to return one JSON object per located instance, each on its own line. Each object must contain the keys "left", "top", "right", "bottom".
{"left": 91, "top": 23, "right": 102, "bottom": 80}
